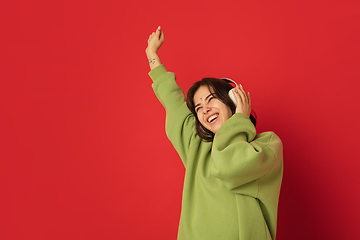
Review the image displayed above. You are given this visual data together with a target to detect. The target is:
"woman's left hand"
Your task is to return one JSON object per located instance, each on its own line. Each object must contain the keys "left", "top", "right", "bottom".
{"left": 233, "top": 85, "right": 252, "bottom": 117}
{"left": 146, "top": 26, "right": 165, "bottom": 55}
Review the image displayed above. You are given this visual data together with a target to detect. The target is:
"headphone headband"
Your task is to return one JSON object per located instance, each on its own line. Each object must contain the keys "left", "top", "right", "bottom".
{"left": 220, "top": 78, "right": 238, "bottom": 87}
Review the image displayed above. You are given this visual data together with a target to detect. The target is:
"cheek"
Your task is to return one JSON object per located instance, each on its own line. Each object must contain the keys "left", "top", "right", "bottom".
{"left": 196, "top": 113, "right": 204, "bottom": 124}
{"left": 222, "top": 107, "right": 232, "bottom": 121}
{"left": 228, "top": 109, "right": 233, "bottom": 119}
{"left": 216, "top": 102, "right": 232, "bottom": 119}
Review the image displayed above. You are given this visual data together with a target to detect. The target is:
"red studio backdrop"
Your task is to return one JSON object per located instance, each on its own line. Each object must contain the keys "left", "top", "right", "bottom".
{"left": 1, "top": 0, "right": 359, "bottom": 239}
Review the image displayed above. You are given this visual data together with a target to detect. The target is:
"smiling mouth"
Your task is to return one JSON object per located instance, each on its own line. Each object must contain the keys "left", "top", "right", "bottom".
{"left": 207, "top": 114, "right": 218, "bottom": 123}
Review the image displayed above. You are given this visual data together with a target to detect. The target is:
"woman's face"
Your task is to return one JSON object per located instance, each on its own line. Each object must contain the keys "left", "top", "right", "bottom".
{"left": 193, "top": 85, "right": 232, "bottom": 134}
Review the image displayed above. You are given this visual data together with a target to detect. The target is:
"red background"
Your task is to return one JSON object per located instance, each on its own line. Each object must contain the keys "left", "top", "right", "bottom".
{"left": 1, "top": 0, "right": 360, "bottom": 239}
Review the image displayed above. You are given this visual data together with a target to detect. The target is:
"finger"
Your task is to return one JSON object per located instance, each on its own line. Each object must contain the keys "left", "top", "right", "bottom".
{"left": 159, "top": 30, "right": 165, "bottom": 42}
{"left": 148, "top": 32, "right": 156, "bottom": 42}
{"left": 155, "top": 28, "right": 161, "bottom": 39}
{"left": 239, "top": 85, "right": 250, "bottom": 104}
{"left": 233, "top": 87, "right": 243, "bottom": 105}
{"left": 148, "top": 33, "right": 153, "bottom": 41}
{"left": 236, "top": 85, "right": 247, "bottom": 104}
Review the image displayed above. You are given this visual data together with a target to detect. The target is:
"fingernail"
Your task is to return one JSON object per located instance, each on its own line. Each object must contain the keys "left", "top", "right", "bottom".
{"left": 240, "top": 84, "right": 243, "bottom": 88}
{"left": 158, "top": 26, "right": 161, "bottom": 30}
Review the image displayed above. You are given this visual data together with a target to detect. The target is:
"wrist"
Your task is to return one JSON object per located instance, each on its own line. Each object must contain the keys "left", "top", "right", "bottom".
{"left": 146, "top": 51, "right": 162, "bottom": 70}
{"left": 146, "top": 48, "right": 158, "bottom": 57}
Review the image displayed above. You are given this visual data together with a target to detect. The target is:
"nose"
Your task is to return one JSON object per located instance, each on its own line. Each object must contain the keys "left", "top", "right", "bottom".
{"left": 202, "top": 106, "right": 211, "bottom": 114}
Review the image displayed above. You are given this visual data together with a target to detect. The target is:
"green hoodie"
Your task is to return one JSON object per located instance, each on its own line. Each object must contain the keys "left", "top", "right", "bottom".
{"left": 149, "top": 65, "right": 283, "bottom": 240}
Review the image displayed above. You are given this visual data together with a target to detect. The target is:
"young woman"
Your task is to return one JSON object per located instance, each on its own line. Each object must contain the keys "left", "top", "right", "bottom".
{"left": 146, "top": 27, "right": 283, "bottom": 240}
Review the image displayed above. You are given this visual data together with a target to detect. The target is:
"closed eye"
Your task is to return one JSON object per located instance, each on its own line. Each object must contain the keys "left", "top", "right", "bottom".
{"left": 194, "top": 93, "right": 215, "bottom": 113}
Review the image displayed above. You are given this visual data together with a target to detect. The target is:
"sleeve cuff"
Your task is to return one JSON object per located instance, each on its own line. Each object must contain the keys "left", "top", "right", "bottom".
{"left": 232, "top": 112, "right": 250, "bottom": 120}
{"left": 148, "top": 64, "right": 168, "bottom": 82}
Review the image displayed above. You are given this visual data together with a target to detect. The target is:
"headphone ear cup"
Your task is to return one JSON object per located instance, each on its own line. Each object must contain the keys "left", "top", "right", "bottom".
{"left": 228, "top": 88, "right": 238, "bottom": 106}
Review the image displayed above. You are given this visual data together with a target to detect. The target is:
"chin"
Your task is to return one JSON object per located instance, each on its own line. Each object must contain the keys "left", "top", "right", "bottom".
{"left": 210, "top": 126, "right": 220, "bottom": 134}
{"left": 211, "top": 122, "right": 224, "bottom": 134}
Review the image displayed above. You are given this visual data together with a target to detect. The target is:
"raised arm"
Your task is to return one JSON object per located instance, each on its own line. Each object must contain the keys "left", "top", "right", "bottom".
{"left": 146, "top": 26, "right": 165, "bottom": 70}
{"left": 146, "top": 27, "right": 199, "bottom": 167}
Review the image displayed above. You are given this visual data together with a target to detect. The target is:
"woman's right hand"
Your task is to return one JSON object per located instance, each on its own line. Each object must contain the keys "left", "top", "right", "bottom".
{"left": 233, "top": 85, "right": 252, "bottom": 118}
{"left": 146, "top": 26, "right": 165, "bottom": 55}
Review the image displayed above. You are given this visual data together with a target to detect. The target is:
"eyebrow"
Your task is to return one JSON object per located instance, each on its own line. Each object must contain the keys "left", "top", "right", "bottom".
{"left": 194, "top": 93, "right": 213, "bottom": 109}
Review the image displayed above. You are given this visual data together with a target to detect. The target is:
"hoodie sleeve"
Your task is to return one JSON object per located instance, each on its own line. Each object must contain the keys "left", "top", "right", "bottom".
{"left": 211, "top": 113, "right": 283, "bottom": 193}
{"left": 149, "top": 65, "right": 197, "bottom": 167}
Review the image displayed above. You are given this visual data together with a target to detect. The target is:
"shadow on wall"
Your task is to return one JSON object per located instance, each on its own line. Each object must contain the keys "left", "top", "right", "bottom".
{"left": 276, "top": 128, "right": 341, "bottom": 240}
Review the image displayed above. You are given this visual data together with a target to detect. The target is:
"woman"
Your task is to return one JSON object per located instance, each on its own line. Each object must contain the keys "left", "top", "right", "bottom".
{"left": 146, "top": 26, "right": 283, "bottom": 240}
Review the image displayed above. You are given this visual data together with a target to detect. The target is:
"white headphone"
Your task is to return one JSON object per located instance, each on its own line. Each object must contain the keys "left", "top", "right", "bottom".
{"left": 220, "top": 78, "right": 239, "bottom": 106}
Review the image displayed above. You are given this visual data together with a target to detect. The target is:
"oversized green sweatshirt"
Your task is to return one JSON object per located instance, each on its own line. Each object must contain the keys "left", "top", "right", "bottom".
{"left": 149, "top": 65, "right": 283, "bottom": 240}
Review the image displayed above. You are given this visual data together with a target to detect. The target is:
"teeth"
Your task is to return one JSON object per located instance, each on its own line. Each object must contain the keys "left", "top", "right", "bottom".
{"left": 208, "top": 115, "right": 218, "bottom": 123}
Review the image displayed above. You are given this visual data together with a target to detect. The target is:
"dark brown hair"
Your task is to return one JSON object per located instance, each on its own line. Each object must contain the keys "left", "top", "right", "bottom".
{"left": 186, "top": 78, "right": 257, "bottom": 142}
